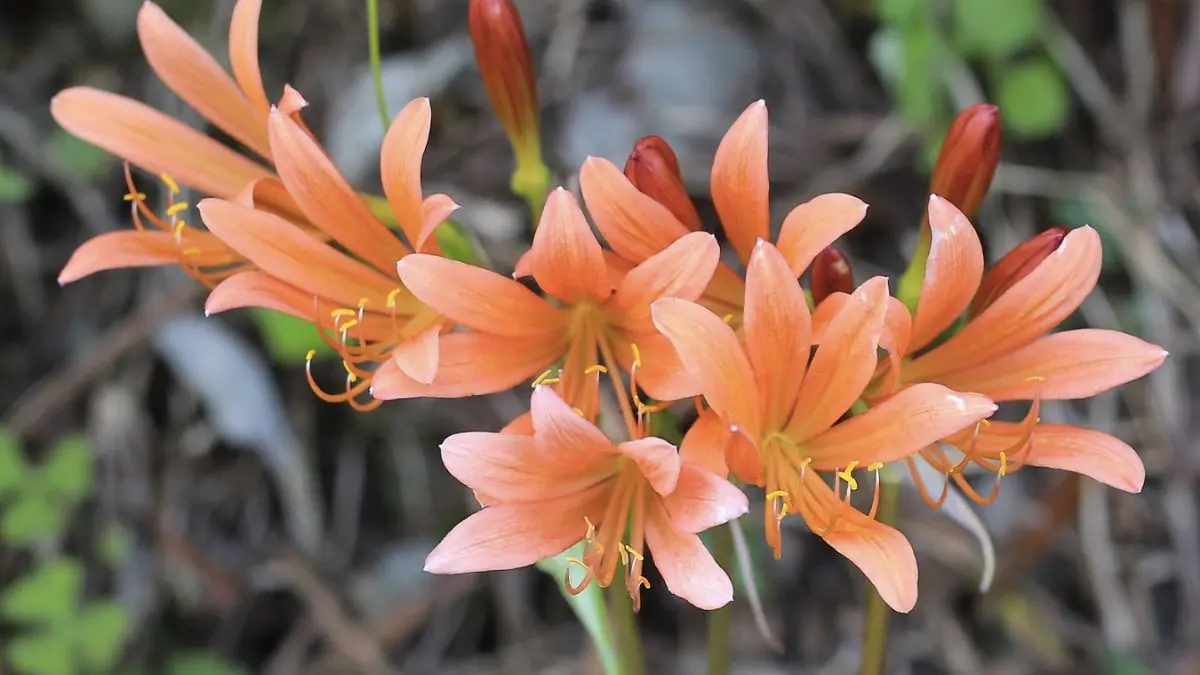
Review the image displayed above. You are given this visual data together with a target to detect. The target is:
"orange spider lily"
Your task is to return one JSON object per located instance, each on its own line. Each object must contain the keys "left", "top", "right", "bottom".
{"left": 652, "top": 240, "right": 996, "bottom": 612}
{"left": 624, "top": 135, "right": 703, "bottom": 232}
{"left": 586, "top": 101, "right": 869, "bottom": 320}
{"left": 424, "top": 384, "right": 748, "bottom": 610}
{"left": 819, "top": 196, "right": 1167, "bottom": 503}
{"left": 196, "top": 97, "right": 458, "bottom": 410}
{"left": 371, "top": 185, "right": 720, "bottom": 427}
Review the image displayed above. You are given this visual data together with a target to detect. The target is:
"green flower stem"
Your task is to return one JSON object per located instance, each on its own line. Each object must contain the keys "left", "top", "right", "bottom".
{"left": 511, "top": 152, "right": 552, "bottom": 224}
{"left": 608, "top": 582, "right": 646, "bottom": 675}
{"left": 706, "top": 523, "right": 736, "bottom": 675}
{"left": 366, "top": 0, "right": 390, "bottom": 131}
{"left": 859, "top": 475, "right": 901, "bottom": 675}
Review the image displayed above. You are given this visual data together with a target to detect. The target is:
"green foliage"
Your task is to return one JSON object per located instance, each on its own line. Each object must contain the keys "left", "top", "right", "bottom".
{"left": 0, "top": 165, "right": 35, "bottom": 203}
{"left": 996, "top": 58, "right": 1071, "bottom": 138}
{"left": 952, "top": 0, "right": 1043, "bottom": 61}
{"left": 0, "top": 427, "right": 27, "bottom": 497}
{"left": 1, "top": 490, "right": 68, "bottom": 547}
{"left": 7, "top": 634, "right": 75, "bottom": 675}
{"left": 75, "top": 602, "right": 131, "bottom": 671}
{"left": 536, "top": 544, "right": 621, "bottom": 675}
{"left": 42, "top": 435, "right": 93, "bottom": 502}
{"left": 167, "top": 652, "right": 252, "bottom": 675}
{"left": 0, "top": 433, "right": 94, "bottom": 546}
{"left": 433, "top": 219, "right": 482, "bottom": 265}
{"left": 1, "top": 558, "right": 84, "bottom": 626}
{"left": 47, "top": 130, "right": 113, "bottom": 181}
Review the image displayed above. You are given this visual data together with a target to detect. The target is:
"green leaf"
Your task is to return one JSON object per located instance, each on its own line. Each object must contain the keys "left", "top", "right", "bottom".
{"left": 7, "top": 631, "right": 75, "bottom": 675}
{"left": 1, "top": 558, "right": 83, "bottom": 626}
{"left": 0, "top": 427, "right": 27, "bottom": 498}
{"left": 43, "top": 435, "right": 93, "bottom": 502}
{"left": 249, "top": 309, "right": 335, "bottom": 365}
{"left": 953, "top": 0, "right": 1043, "bottom": 60}
{"left": 874, "top": 0, "right": 926, "bottom": 28}
{"left": 536, "top": 544, "right": 620, "bottom": 675}
{"left": 996, "top": 59, "right": 1071, "bottom": 138}
{"left": 168, "top": 652, "right": 251, "bottom": 675}
{"left": 75, "top": 601, "right": 130, "bottom": 671}
{"left": 0, "top": 165, "right": 35, "bottom": 203}
{"left": 897, "top": 26, "right": 949, "bottom": 129}
{"left": 98, "top": 521, "right": 136, "bottom": 568}
{"left": 1, "top": 492, "right": 68, "bottom": 545}
{"left": 433, "top": 219, "right": 481, "bottom": 265}
{"left": 47, "top": 130, "right": 113, "bottom": 181}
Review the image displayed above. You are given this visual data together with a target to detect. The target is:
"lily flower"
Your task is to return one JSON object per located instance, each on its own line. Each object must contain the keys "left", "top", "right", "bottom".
{"left": 424, "top": 385, "right": 748, "bottom": 610}
{"left": 652, "top": 240, "right": 996, "bottom": 612}
{"left": 371, "top": 184, "right": 720, "bottom": 425}
{"left": 818, "top": 196, "right": 1168, "bottom": 502}
{"left": 196, "top": 97, "right": 458, "bottom": 409}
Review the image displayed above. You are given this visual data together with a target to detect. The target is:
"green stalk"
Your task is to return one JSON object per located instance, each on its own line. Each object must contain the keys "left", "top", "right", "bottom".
{"left": 608, "top": 582, "right": 646, "bottom": 675}
{"left": 706, "top": 523, "right": 735, "bottom": 675}
{"left": 859, "top": 476, "right": 901, "bottom": 675}
{"left": 366, "top": 0, "right": 390, "bottom": 130}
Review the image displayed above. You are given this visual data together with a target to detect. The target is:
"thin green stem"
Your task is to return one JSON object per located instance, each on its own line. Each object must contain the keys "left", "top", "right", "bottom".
{"left": 365, "top": 0, "right": 390, "bottom": 131}
{"left": 706, "top": 523, "right": 735, "bottom": 675}
{"left": 859, "top": 477, "right": 901, "bottom": 675}
{"left": 607, "top": 582, "right": 645, "bottom": 675}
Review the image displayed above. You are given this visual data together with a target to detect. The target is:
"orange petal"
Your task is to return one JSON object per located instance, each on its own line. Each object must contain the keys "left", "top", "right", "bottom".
{"left": 268, "top": 108, "right": 410, "bottom": 276}
{"left": 662, "top": 464, "right": 749, "bottom": 533}
{"left": 59, "top": 231, "right": 181, "bottom": 284}
{"left": 618, "top": 438, "right": 681, "bottom": 496}
{"left": 392, "top": 323, "right": 442, "bottom": 384}
{"left": 396, "top": 254, "right": 566, "bottom": 337}
{"left": 786, "top": 276, "right": 888, "bottom": 440}
{"left": 679, "top": 409, "right": 731, "bottom": 477}
{"left": 775, "top": 193, "right": 868, "bottom": 276}
{"left": 908, "top": 226, "right": 1103, "bottom": 380}
{"left": 138, "top": 2, "right": 269, "bottom": 158}
{"left": 531, "top": 385, "right": 616, "bottom": 463}
{"left": 441, "top": 431, "right": 610, "bottom": 502}
{"left": 198, "top": 198, "right": 397, "bottom": 308}
{"left": 805, "top": 384, "right": 995, "bottom": 470}
{"left": 701, "top": 262, "right": 747, "bottom": 317}
{"left": 51, "top": 87, "right": 272, "bottom": 199}
{"left": 372, "top": 331, "right": 565, "bottom": 399}
{"left": 711, "top": 101, "right": 769, "bottom": 264}
{"left": 528, "top": 188, "right": 610, "bottom": 303}
{"left": 812, "top": 292, "right": 911, "bottom": 364}
{"left": 907, "top": 196, "right": 984, "bottom": 353}
{"left": 381, "top": 98, "right": 434, "bottom": 250}
{"left": 744, "top": 240, "right": 811, "bottom": 430}
{"left": 609, "top": 329, "right": 701, "bottom": 402}
{"left": 975, "top": 422, "right": 1145, "bottom": 492}
{"left": 579, "top": 156, "right": 692, "bottom": 264}
{"left": 608, "top": 232, "right": 719, "bottom": 331}
{"left": 651, "top": 298, "right": 761, "bottom": 438}
{"left": 424, "top": 490, "right": 602, "bottom": 574}
{"left": 645, "top": 503, "right": 734, "bottom": 610}
{"left": 229, "top": 0, "right": 270, "bottom": 113}
{"left": 419, "top": 194, "right": 461, "bottom": 251}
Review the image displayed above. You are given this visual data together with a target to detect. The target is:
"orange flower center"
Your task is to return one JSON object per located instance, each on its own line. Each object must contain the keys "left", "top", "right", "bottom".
{"left": 564, "top": 459, "right": 651, "bottom": 610}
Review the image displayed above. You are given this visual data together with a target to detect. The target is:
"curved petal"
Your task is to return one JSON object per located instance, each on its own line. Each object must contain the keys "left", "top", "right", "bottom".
{"left": 786, "top": 276, "right": 888, "bottom": 440}
{"left": 441, "top": 431, "right": 610, "bottom": 502}
{"left": 419, "top": 194, "right": 461, "bottom": 250}
{"left": 579, "top": 157, "right": 692, "bottom": 264}
{"left": 701, "top": 263, "right": 747, "bottom": 317}
{"left": 381, "top": 98, "right": 434, "bottom": 250}
{"left": 927, "top": 329, "right": 1167, "bottom": 402}
{"left": 531, "top": 385, "right": 616, "bottom": 461}
{"left": 618, "top": 438, "right": 681, "bottom": 496}
{"left": 372, "top": 331, "right": 566, "bottom": 399}
{"left": 268, "top": 108, "right": 410, "bottom": 276}
{"left": 391, "top": 322, "right": 441, "bottom": 384}
{"left": 651, "top": 298, "right": 761, "bottom": 437}
{"left": 711, "top": 101, "right": 769, "bottom": 264}
{"left": 680, "top": 409, "right": 730, "bottom": 477}
{"left": 609, "top": 329, "right": 701, "bottom": 402}
{"left": 908, "top": 226, "right": 1103, "bottom": 380}
{"left": 662, "top": 465, "right": 748, "bottom": 533}
{"left": 138, "top": 2, "right": 269, "bottom": 157}
{"left": 745, "top": 240, "right": 811, "bottom": 430}
{"left": 229, "top": 0, "right": 270, "bottom": 113}
{"left": 51, "top": 88, "right": 272, "bottom": 200}
{"left": 608, "top": 232, "right": 720, "bottom": 332}
{"left": 775, "top": 193, "right": 868, "bottom": 276}
{"left": 805, "top": 384, "right": 995, "bottom": 470}
{"left": 908, "top": 196, "right": 984, "bottom": 353}
{"left": 973, "top": 422, "right": 1145, "bottom": 493}
{"left": 645, "top": 503, "right": 734, "bottom": 610}
{"left": 59, "top": 231, "right": 182, "bottom": 284}
{"left": 529, "top": 188, "right": 610, "bottom": 303}
{"left": 396, "top": 254, "right": 567, "bottom": 337}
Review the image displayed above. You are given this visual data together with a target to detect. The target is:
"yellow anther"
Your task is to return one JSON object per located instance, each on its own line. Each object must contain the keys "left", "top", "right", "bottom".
{"left": 777, "top": 503, "right": 790, "bottom": 520}
{"left": 339, "top": 319, "right": 360, "bottom": 333}
{"left": 584, "top": 364, "right": 608, "bottom": 375}
{"left": 532, "top": 369, "right": 559, "bottom": 386}
{"left": 572, "top": 407, "right": 585, "bottom": 416}
{"left": 342, "top": 360, "right": 358, "bottom": 382}
{"left": 330, "top": 308, "right": 358, "bottom": 318}
{"left": 837, "top": 461, "right": 861, "bottom": 491}
{"left": 386, "top": 288, "right": 403, "bottom": 308}
{"left": 172, "top": 220, "right": 186, "bottom": 237}
{"left": 999, "top": 451, "right": 1008, "bottom": 477}
{"left": 721, "top": 313, "right": 734, "bottom": 325}
{"left": 305, "top": 349, "right": 317, "bottom": 362}
{"left": 630, "top": 343, "right": 643, "bottom": 367}
{"left": 765, "top": 490, "right": 790, "bottom": 501}
{"left": 166, "top": 202, "right": 189, "bottom": 216}
{"left": 123, "top": 192, "right": 146, "bottom": 202}
{"left": 635, "top": 576, "right": 650, "bottom": 590}
{"left": 1025, "top": 375, "right": 1046, "bottom": 383}
{"left": 357, "top": 297, "right": 369, "bottom": 310}
{"left": 618, "top": 546, "right": 628, "bottom": 566}
{"left": 867, "top": 462, "right": 884, "bottom": 472}
{"left": 623, "top": 544, "right": 643, "bottom": 562}
{"left": 160, "top": 173, "right": 180, "bottom": 195}
{"left": 179, "top": 247, "right": 202, "bottom": 256}
{"left": 564, "top": 557, "right": 588, "bottom": 570}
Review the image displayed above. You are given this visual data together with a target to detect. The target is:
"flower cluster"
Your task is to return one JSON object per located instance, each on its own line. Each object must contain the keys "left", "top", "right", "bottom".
{"left": 54, "top": 0, "right": 1166, "bottom": 614}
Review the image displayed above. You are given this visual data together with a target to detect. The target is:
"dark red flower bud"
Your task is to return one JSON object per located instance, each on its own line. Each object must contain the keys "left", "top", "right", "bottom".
{"left": 624, "top": 136, "right": 702, "bottom": 231}
{"left": 930, "top": 104, "right": 1000, "bottom": 220}
{"left": 969, "top": 227, "right": 1067, "bottom": 318}
{"left": 469, "top": 0, "right": 541, "bottom": 162}
{"left": 810, "top": 247, "right": 854, "bottom": 305}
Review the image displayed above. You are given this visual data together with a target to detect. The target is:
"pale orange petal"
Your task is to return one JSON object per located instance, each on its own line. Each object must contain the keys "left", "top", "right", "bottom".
{"left": 392, "top": 323, "right": 441, "bottom": 384}
{"left": 229, "top": 0, "right": 270, "bottom": 113}
{"left": 138, "top": 2, "right": 269, "bottom": 157}
{"left": 645, "top": 502, "right": 734, "bottom": 610}
{"left": 927, "top": 329, "right": 1167, "bottom": 402}
{"left": 811, "top": 292, "right": 911, "bottom": 370}
{"left": 618, "top": 438, "right": 681, "bottom": 496}
{"left": 727, "top": 434, "right": 761, "bottom": 485}
{"left": 609, "top": 329, "right": 701, "bottom": 402}
{"left": 701, "top": 262, "right": 747, "bottom": 316}
{"left": 774, "top": 193, "right": 868, "bottom": 276}
{"left": 268, "top": 108, "right": 410, "bottom": 276}
{"left": 973, "top": 422, "right": 1145, "bottom": 492}
{"left": 711, "top": 100, "right": 769, "bottom": 264}
{"left": 908, "top": 226, "right": 1103, "bottom": 380}
{"left": 907, "top": 196, "right": 984, "bottom": 353}
{"left": 662, "top": 465, "right": 748, "bottom": 533}
{"left": 805, "top": 384, "right": 995, "bottom": 470}
{"left": 396, "top": 254, "right": 567, "bottom": 337}
{"left": 530, "top": 385, "right": 617, "bottom": 463}
{"left": 51, "top": 88, "right": 272, "bottom": 199}
{"left": 381, "top": 98, "right": 433, "bottom": 250}
{"left": 651, "top": 298, "right": 761, "bottom": 437}
{"left": 786, "top": 276, "right": 888, "bottom": 440}
{"left": 608, "top": 231, "right": 719, "bottom": 331}
{"left": 441, "top": 431, "right": 610, "bottom": 502}
{"left": 679, "top": 409, "right": 730, "bottom": 477}
{"left": 419, "top": 194, "right": 460, "bottom": 251}
{"left": 744, "top": 240, "right": 811, "bottom": 430}
{"left": 528, "top": 188, "right": 610, "bottom": 303}
{"left": 58, "top": 231, "right": 181, "bottom": 284}
{"left": 579, "top": 157, "right": 692, "bottom": 264}
{"left": 372, "top": 332, "right": 565, "bottom": 399}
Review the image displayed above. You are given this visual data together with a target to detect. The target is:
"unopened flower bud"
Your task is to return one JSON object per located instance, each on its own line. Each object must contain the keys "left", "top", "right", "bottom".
{"left": 624, "top": 136, "right": 702, "bottom": 231}
{"left": 930, "top": 103, "right": 1000, "bottom": 219}
{"left": 969, "top": 227, "right": 1067, "bottom": 318}
{"left": 810, "top": 247, "right": 853, "bottom": 305}
{"left": 469, "top": 0, "right": 542, "bottom": 164}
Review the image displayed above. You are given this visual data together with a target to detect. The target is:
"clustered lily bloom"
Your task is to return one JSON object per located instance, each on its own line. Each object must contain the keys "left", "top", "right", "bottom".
{"left": 52, "top": 0, "right": 1166, "bottom": 616}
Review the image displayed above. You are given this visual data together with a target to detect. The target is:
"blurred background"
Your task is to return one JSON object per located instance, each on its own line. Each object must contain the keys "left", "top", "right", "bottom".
{"left": 0, "top": 0, "right": 1196, "bottom": 673}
